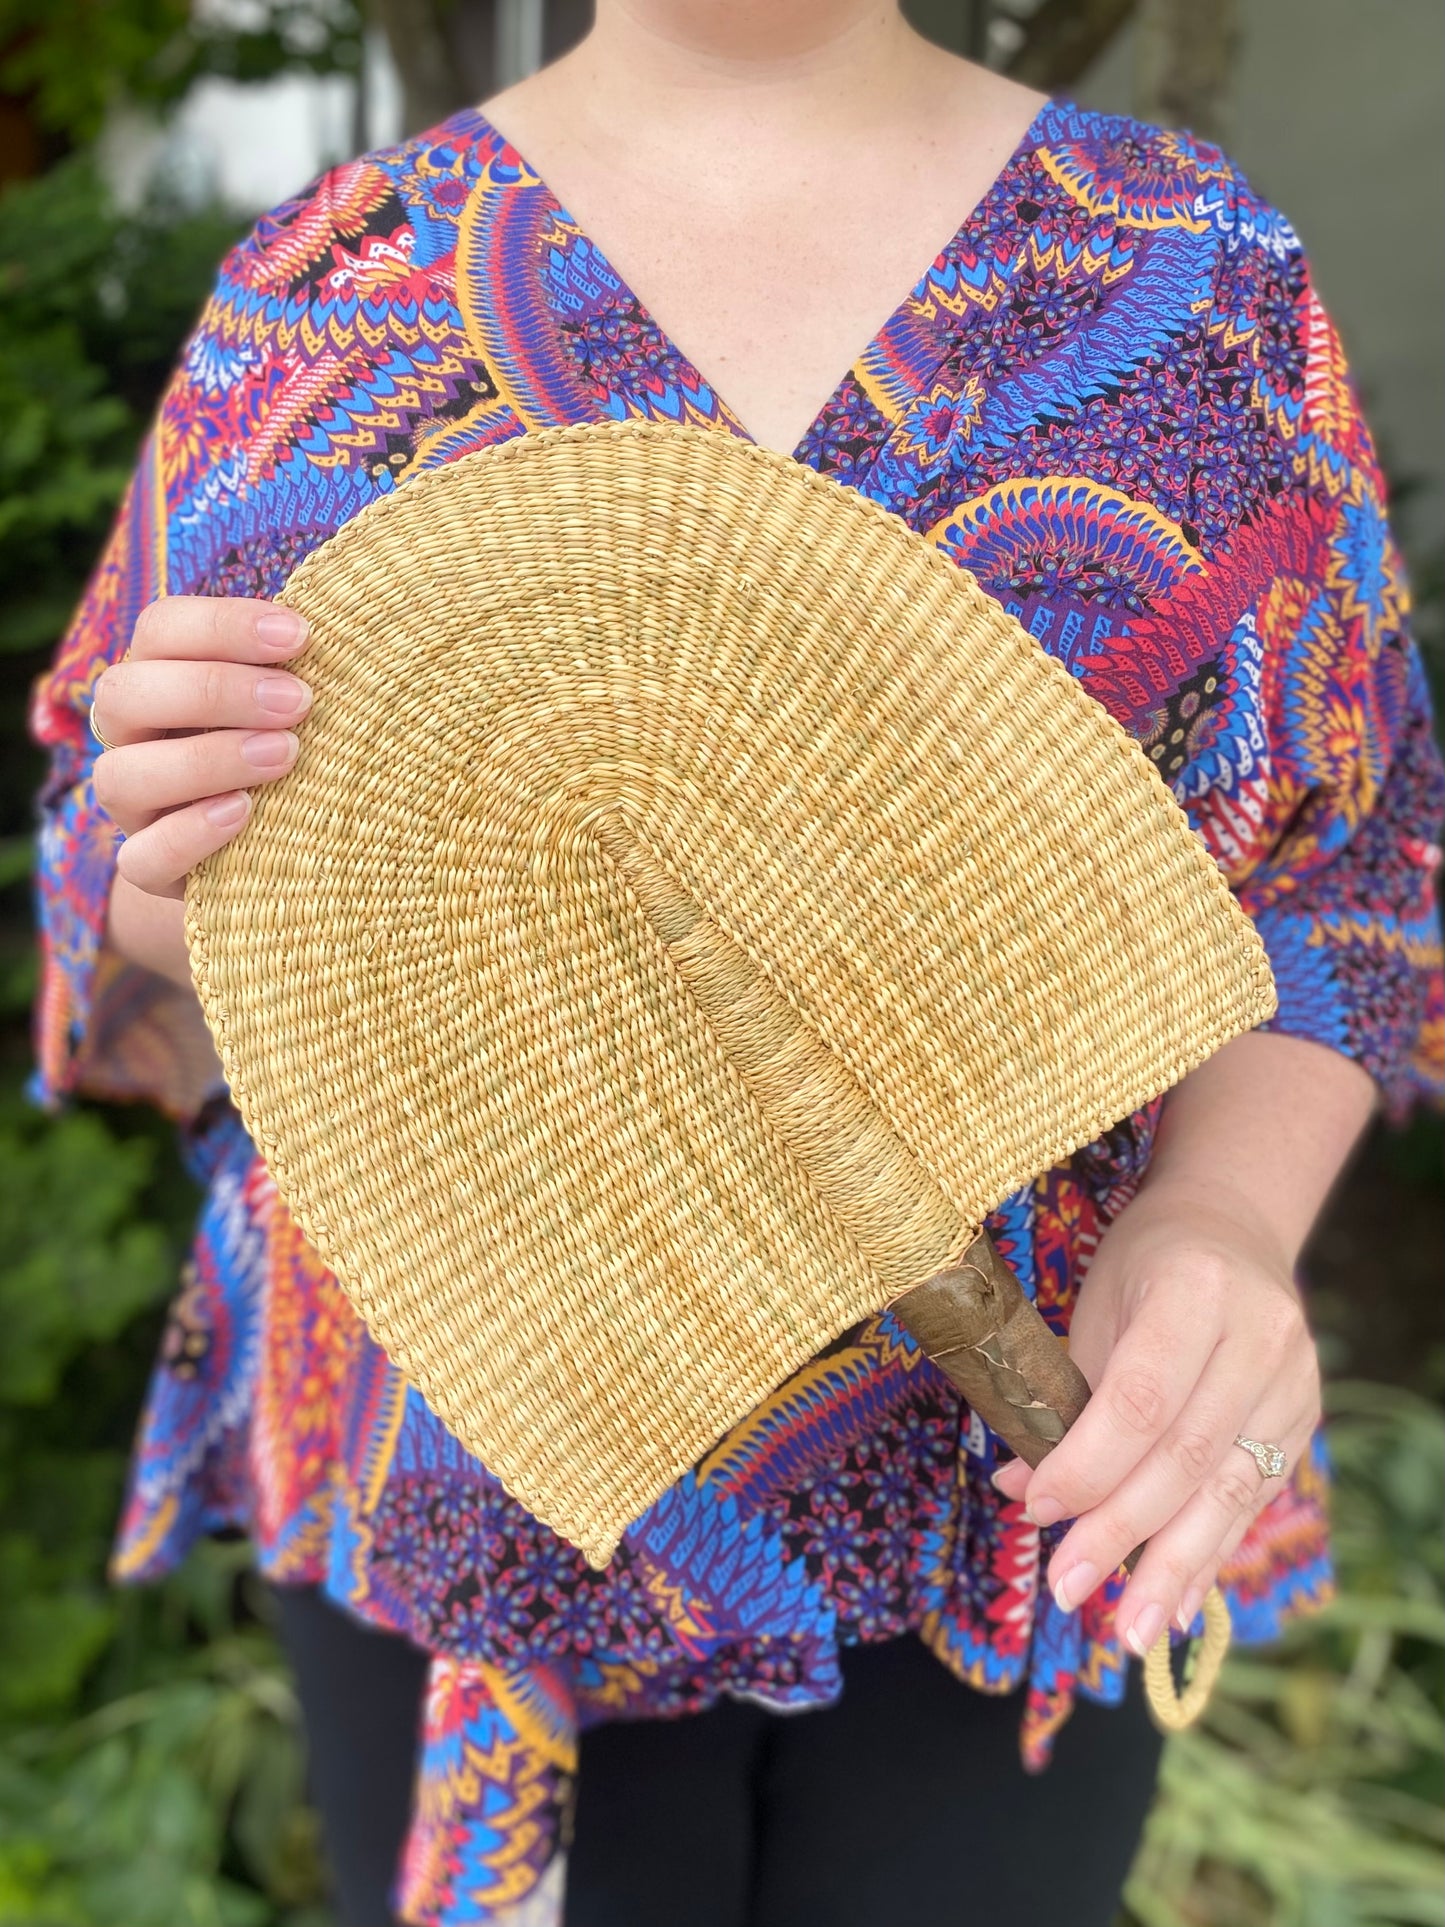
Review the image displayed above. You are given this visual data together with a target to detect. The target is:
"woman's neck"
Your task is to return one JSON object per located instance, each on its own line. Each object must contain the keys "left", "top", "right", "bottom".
{"left": 506, "top": 2, "right": 949, "bottom": 156}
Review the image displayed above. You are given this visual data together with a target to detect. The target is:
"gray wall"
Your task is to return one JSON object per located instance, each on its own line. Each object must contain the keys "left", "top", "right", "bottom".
{"left": 1074, "top": 0, "right": 1444, "bottom": 571}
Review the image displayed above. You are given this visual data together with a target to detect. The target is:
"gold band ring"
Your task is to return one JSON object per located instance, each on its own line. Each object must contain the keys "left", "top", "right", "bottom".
{"left": 88, "top": 696, "right": 122, "bottom": 751}
{"left": 89, "top": 651, "right": 131, "bottom": 751}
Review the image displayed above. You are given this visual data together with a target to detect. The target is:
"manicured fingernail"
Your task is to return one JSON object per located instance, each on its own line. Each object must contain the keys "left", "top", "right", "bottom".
{"left": 1052, "top": 1560, "right": 1098, "bottom": 1613}
{"left": 241, "top": 729, "right": 298, "bottom": 768}
{"left": 255, "top": 610, "right": 308, "bottom": 650}
{"left": 1125, "top": 1603, "right": 1165, "bottom": 1657}
{"left": 255, "top": 674, "right": 312, "bottom": 716}
{"left": 1025, "top": 1496, "right": 1065, "bottom": 1528}
{"left": 205, "top": 791, "right": 250, "bottom": 827}
{"left": 1176, "top": 1585, "right": 1206, "bottom": 1633}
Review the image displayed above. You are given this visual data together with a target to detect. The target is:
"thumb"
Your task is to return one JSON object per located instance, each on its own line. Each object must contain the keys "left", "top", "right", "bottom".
{"left": 990, "top": 1457, "right": 1031, "bottom": 1501}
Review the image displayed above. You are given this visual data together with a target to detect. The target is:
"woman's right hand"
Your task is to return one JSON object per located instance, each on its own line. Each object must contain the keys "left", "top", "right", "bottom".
{"left": 92, "top": 596, "right": 312, "bottom": 900}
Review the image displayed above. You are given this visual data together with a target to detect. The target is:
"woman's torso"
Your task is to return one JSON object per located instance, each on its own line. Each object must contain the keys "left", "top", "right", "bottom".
{"left": 95, "top": 90, "right": 1391, "bottom": 1919}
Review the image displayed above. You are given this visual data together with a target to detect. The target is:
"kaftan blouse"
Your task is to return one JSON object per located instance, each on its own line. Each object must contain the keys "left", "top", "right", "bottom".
{"left": 27, "top": 100, "right": 1445, "bottom": 1926}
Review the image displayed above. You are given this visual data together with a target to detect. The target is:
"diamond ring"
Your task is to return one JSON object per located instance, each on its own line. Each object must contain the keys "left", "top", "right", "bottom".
{"left": 1234, "top": 1434, "right": 1287, "bottom": 1480}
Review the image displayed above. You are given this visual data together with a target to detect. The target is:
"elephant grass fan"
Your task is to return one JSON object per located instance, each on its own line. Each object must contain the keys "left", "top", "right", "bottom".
{"left": 185, "top": 421, "right": 1275, "bottom": 1714}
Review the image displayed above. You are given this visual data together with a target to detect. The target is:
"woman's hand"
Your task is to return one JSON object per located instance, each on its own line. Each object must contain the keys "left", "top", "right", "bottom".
{"left": 92, "top": 596, "right": 312, "bottom": 900}
{"left": 989, "top": 1176, "right": 1321, "bottom": 1656}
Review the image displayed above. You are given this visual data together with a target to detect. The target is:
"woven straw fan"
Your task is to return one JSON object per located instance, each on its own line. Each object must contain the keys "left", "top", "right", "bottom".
{"left": 186, "top": 419, "right": 1274, "bottom": 1727}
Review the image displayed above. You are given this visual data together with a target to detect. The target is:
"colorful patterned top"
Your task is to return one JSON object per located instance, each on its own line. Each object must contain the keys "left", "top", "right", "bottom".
{"left": 27, "top": 99, "right": 1445, "bottom": 1926}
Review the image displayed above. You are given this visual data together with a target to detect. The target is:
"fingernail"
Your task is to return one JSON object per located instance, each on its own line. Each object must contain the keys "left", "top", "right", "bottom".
{"left": 255, "top": 674, "right": 312, "bottom": 717}
{"left": 1125, "top": 1602, "right": 1165, "bottom": 1657}
{"left": 255, "top": 610, "right": 308, "bottom": 651}
{"left": 1025, "top": 1496, "right": 1065, "bottom": 1529}
{"left": 205, "top": 791, "right": 250, "bottom": 827}
{"left": 1051, "top": 1560, "right": 1098, "bottom": 1614}
{"left": 241, "top": 729, "right": 298, "bottom": 768}
{"left": 1176, "top": 1585, "right": 1205, "bottom": 1633}
{"left": 990, "top": 1466, "right": 1016, "bottom": 1493}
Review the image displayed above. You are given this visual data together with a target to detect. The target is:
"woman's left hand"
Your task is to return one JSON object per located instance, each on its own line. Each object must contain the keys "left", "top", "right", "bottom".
{"left": 989, "top": 1176, "right": 1322, "bottom": 1657}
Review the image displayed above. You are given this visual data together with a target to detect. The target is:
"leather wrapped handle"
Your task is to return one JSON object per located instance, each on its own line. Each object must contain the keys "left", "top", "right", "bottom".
{"left": 892, "top": 1228, "right": 1232, "bottom": 1732}
{"left": 890, "top": 1228, "right": 1090, "bottom": 1466}
{"left": 893, "top": 1230, "right": 1124, "bottom": 1551}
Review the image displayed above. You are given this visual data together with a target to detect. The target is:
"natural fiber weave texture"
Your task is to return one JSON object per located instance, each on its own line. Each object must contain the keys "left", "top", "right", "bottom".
{"left": 185, "top": 419, "right": 1276, "bottom": 1564}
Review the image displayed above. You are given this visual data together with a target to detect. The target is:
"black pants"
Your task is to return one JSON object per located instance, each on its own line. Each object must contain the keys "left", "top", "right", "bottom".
{"left": 273, "top": 1582, "right": 1164, "bottom": 1927}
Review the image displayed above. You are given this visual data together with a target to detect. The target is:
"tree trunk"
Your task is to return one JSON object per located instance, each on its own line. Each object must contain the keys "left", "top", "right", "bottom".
{"left": 366, "top": 0, "right": 496, "bottom": 134}
{"left": 1133, "top": 0, "right": 1240, "bottom": 143}
{"left": 903, "top": 0, "right": 989, "bottom": 60}
{"left": 1006, "top": 0, "right": 1143, "bottom": 90}
{"left": 366, "top": 0, "right": 593, "bottom": 137}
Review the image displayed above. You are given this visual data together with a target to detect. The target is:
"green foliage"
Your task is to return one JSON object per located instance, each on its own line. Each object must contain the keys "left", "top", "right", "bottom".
{"left": 0, "top": 157, "right": 246, "bottom": 660}
{"left": 1125, "top": 1382, "right": 1445, "bottom": 1927}
{"left": 0, "top": 49, "right": 312, "bottom": 1917}
{"left": 0, "top": 135, "right": 317, "bottom": 1843}
{"left": 0, "top": 1548, "right": 329, "bottom": 1925}
{"left": 0, "top": 1102, "right": 171, "bottom": 1407}
{"left": 0, "top": 1060, "right": 328, "bottom": 1920}
{"left": 0, "top": 1094, "right": 169, "bottom": 1721}
{"left": 0, "top": 0, "right": 362, "bottom": 147}
{"left": 1411, "top": 540, "right": 1444, "bottom": 723}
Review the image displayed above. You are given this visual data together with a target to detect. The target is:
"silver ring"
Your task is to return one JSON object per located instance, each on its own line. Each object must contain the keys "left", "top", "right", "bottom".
{"left": 1234, "top": 1434, "right": 1287, "bottom": 1480}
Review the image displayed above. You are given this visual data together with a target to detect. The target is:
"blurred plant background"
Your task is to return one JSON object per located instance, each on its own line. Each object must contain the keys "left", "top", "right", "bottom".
{"left": 0, "top": 3, "right": 1439, "bottom": 1923}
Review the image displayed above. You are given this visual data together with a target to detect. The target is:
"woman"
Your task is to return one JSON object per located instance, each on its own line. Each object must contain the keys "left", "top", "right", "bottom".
{"left": 28, "top": 3, "right": 1444, "bottom": 1924}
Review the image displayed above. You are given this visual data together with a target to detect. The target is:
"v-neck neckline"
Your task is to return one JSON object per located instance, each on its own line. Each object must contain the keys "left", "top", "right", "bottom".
{"left": 467, "top": 100, "right": 1052, "bottom": 464}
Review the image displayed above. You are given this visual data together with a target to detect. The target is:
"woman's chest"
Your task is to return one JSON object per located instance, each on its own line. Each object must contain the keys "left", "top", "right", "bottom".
{"left": 523, "top": 187, "right": 992, "bottom": 459}
{"left": 554, "top": 202, "right": 922, "bottom": 460}
{"left": 467, "top": 102, "right": 1044, "bottom": 458}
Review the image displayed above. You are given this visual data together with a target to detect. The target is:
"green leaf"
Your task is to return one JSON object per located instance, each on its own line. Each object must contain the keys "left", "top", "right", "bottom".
{"left": 0, "top": 1108, "right": 172, "bottom": 1406}
{"left": 0, "top": 1545, "right": 115, "bottom": 1719}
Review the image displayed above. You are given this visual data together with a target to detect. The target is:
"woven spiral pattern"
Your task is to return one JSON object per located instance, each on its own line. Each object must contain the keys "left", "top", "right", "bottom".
{"left": 185, "top": 420, "right": 1276, "bottom": 1564}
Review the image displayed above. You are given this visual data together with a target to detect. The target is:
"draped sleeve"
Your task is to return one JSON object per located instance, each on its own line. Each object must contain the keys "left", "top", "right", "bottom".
{"left": 1186, "top": 174, "right": 1444, "bottom": 1117}
{"left": 26, "top": 173, "right": 345, "bottom": 1125}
